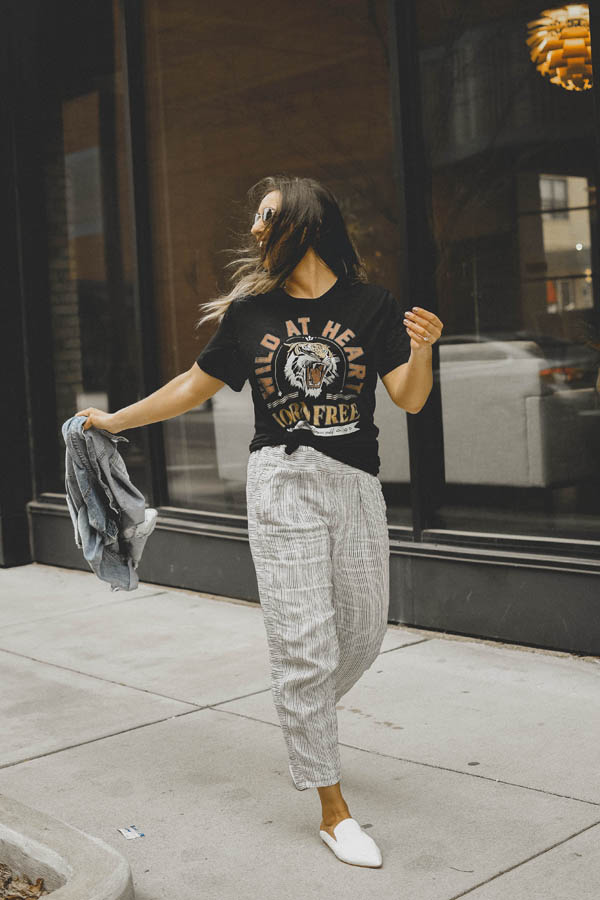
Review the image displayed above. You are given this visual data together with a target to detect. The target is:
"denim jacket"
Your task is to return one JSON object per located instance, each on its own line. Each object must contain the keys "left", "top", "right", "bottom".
{"left": 62, "top": 415, "right": 157, "bottom": 591}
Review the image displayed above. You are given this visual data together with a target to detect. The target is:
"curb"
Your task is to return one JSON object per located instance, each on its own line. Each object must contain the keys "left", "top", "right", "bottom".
{"left": 0, "top": 793, "right": 134, "bottom": 900}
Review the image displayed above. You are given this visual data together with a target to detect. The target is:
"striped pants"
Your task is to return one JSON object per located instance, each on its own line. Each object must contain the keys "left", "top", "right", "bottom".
{"left": 245, "top": 444, "right": 390, "bottom": 791}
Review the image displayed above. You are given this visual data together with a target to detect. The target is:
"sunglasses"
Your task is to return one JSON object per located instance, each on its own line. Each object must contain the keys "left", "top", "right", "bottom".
{"left": 253, "top": 207, "right": 276, "bottom": 225}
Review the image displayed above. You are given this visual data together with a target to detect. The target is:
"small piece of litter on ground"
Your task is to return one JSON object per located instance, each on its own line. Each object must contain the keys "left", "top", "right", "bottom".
{"left": 117, "top": 825, "right": 145, "bottom": 839}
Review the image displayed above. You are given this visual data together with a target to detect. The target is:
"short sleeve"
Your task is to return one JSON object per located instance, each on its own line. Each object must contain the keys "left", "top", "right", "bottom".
{"left": 195, "top": 303, "right": 247, "bottom": 392}
{"left": 376, "top": 291, "right": 411, "bottom": 378}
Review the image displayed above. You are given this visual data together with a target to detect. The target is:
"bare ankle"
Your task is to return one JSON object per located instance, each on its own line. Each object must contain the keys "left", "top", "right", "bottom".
{"left": 321, "top": 799, "right": 349, "bottom": 812}
{"left": 317, "top": 781, "right": 351, "bottom": 823}
{"left": 321, "top": 803, "right": 350, "bottom": 821}
{"left": 322, "top": 812, "right": 350, "bottom": 824}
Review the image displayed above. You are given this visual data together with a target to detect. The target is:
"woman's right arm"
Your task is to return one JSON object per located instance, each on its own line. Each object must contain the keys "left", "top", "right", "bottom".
{"left": 75, "top": 364, "right": 227, "bottom": 433}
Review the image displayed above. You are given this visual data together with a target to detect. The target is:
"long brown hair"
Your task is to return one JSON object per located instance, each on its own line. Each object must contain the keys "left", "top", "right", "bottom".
{"left": 194, "top": 174, "right": 368, "bottom": 329}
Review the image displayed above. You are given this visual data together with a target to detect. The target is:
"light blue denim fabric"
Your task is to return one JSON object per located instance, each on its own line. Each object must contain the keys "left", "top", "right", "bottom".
{"left": 61, "top": 415, "right": 157, "bottom": 591}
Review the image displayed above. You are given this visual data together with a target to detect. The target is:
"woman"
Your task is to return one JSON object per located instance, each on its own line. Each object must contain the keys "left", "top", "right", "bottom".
{"left": 75, "top": 175, "right": 443, "bottom": 868}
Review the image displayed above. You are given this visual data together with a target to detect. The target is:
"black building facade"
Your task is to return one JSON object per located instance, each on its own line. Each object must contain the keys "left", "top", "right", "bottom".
{"left": 5, "top": 0, "right": 600, "bottom": 654}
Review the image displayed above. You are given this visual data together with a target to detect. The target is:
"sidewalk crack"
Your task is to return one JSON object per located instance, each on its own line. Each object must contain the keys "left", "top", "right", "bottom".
{"left": 445, "top": 820, "right": 600, "bottom": 898}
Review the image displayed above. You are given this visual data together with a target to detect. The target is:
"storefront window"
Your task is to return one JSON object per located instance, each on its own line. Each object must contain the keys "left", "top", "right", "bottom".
{"left": 143, "top": 0, "right": 412, "bottom": 520}
{"left": 41, "top": 0, "right": 148, "bottom": 495}
{"left": 417, "top": 1, "right": 600, "bottom": 543}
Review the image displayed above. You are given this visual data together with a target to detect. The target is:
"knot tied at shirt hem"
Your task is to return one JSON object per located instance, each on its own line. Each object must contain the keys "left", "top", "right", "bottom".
{"left": 284, "top": 433, "right": 304, "bottom": 455}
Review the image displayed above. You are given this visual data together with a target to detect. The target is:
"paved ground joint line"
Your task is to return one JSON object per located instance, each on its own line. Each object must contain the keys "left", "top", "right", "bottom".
{"left": 445, "top": 819, "right": 600, "bottom": 899}
{"left": 0, "top": 629, "right": 412, "bottom": 709}
{"left": 0, "top": 691, "right": 268, "bottom": 770}
{"left": 0, "top": 709, "right": 202, "bottom": 770}
{"left": 207, "top": 707, "right": 600, "bottom": 808}
{"left": 0, "top": 645, "right": 273, "bottom": 728}
{"left": 2, "top": 696, "right": 599, "bottom": 811}
{"left": 337, "top": 738, "right": 600, "bottom": 807}
{"left": 0, "top": 591, "right": 169, "bottom": 630}
{"left": 0, "top": 643, "right": 204, "bottom": 705}
{"left": 2, "top": 614, "right": 597, "bottom": 810}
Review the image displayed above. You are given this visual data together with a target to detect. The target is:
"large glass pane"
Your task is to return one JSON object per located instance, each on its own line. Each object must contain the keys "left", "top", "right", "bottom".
{"left": 143, "top": 0, "right": 412, "bottom": 521}
{"left": 417, "top": 1, "right": 600, "bottom": 543}
{"left": 41, "top": 0, "right": 147, "bottom": 494}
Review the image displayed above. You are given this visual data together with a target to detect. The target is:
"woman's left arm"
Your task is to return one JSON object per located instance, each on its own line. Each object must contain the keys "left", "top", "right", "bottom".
{"left": 382, "top": 307, "right": 443, "bottom": 414}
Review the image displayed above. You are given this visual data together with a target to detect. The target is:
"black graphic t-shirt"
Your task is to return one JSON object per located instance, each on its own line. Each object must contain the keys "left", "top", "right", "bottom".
{"left": 195, "top": 277, "right": 411, "bottom": 476}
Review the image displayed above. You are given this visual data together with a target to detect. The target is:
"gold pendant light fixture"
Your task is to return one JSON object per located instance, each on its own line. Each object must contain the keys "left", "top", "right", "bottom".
{"left": 526, "top": 4, "right": 592, "bottom": 91}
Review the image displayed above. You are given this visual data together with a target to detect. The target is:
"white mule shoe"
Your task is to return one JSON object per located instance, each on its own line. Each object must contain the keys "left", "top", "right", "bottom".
{"left": 319, "top": 817, "right": 383, "bottom": 867}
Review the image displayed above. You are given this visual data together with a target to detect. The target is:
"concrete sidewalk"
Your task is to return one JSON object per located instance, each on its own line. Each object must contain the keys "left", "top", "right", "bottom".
{"left": 0, "top": 562, "right": 599, "bottom": 899}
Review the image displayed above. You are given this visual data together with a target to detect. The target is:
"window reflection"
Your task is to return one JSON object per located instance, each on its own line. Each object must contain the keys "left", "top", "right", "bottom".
{"left": 43, "top": 0, "right": 147, "bottom": 495}
{"left": 144, "top": 0, "right": 412, "bottom": 522}
{"left": 520, "top": 174, "right": 593, "bottom": 316}
{"left": 540, "top": 174, "right": 568, "bottom": 218}
{"left": 417, "top": 1, "right": 600, "bottom": 542}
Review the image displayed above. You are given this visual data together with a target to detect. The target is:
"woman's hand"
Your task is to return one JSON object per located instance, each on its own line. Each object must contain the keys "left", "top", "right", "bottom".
{"left": 403, "top": 307, "right": 444, "bottom": 350}
{"left": 74, "top": 408, "right": 121, "bottom": 433}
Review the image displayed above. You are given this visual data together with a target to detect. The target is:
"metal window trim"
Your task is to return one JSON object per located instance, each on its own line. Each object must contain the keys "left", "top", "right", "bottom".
{"left": 118, "top": 0, "right": 168, "bottom": 508}
{"left": 31, "top": 493, "right": 600, "bottom": 574}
